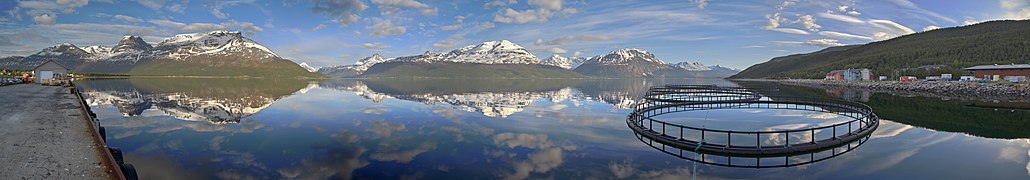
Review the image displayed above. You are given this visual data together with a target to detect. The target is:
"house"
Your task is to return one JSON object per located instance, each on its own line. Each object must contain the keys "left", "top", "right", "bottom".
{"left": 825, "top": 68, "right": 872, "bottom": 81}
{"left": 32, "top": 60, "right": 70, "bottom": 83}
{"left": 964, "top": 63, "right": 1030, "bottom": 81}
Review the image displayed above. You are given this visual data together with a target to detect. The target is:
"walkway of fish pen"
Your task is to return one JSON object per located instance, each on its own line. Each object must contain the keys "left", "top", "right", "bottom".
{"left": 626, "top": 85, "right": 880, "bottom": 157}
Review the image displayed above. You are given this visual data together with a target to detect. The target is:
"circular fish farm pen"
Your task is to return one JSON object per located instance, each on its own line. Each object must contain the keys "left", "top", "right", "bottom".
{"left": 627, "top": 85, "right": 880, "bottom": 167}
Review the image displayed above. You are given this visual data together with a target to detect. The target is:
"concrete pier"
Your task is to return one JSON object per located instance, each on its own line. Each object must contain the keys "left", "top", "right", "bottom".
{"left": 0, "top": 84, "right": 119, "bottom": 179}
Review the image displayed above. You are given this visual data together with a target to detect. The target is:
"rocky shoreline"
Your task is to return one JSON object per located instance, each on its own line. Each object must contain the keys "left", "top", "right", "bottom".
{"left": 762, "top": 79, "right": 1030, "bottom": 102}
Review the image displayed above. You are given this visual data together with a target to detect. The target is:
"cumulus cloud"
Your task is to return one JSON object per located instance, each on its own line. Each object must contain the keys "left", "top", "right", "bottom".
{"left": 148, "top": 19, "right": 264, "bottom": 33}
{"left": 432, "top": 34, "right": 462, "bottom": 49}
{"left": 440, "top": 24, "right": 461, "bottom": 30}
{"left": 212, "top": 0, "right": 255, "bottom": 19}
{"left": 1001, "top": 0, "right": 1030, "bottom": 19}
{"left": 369, "top": 20, "right": 406, "bottom": 38}
{"left": 818, "top": 31, "right": 872, "bottom": 40}
{"left": 544, "top": 47, "right": 567, "bottom": 53}
{"left": 371, "top": 0, "right": 436, "bottom": 16}
{"left": 113, "top": 14, "right": 143, "bottom": 23}
{"left": 528, "top": 0, "right": 562, "bottom": 10}
{"left": 534, "top": 34, "right": 612, "bottom": 46}
{"left": 692, "top": 0, "right": 709, "bottom": 9}
{"left": 311, "top": 0, "right": 368, "bottom": 27}
{"left": 133, "top": 0, "right": 165, "bottom": 10}
{"left": 796, "top": 14, "right": 821, "bottom": 31}
{"left": 477, "top": 22, "right": 496, "bottom": 30}
{"left": 764, "top": 13, "right": 811, "bottom": 34}
{"left": 494, "top": 8, "right": 554, "bottom": 24}
{"left": 310, "top": 24, "right": 326, "bottom": 31}
{"left": 360, "top": 42, "right": 389, "bottom": 49}
{"left": 32, "top": 14, "right": 56, "bottom": 25}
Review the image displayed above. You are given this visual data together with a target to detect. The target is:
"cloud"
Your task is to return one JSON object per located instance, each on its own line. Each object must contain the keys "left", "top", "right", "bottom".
{"left": 310, "top": 24, "right": 326, "bottom": 31}
{"left": 796, "top": 14, "right": 820, "bottom": 31}
{"left": 370, "top": 142, "right": 436, "bottom": 163}
{"left": 167, "top": 0, "right": 190, "bottom": 13}
{"left": 148, "top": 19, "right": 265, "bottom": 33}
{"left": 774, "top": 39, "right": 846, "bottom": 47}
{"left": 692, "top": 0, "right": 709, "bottom": 9}
{"left": 32, "top": 14, "right": 56, "bottom": 25}
{"left": 528, "top": 0, "right": 562, "bottom": 10}
{"left": 922, "top": 25, "right": 940, "bottom": 31}
{"left": 432, "top": 34, "right": 462, "bottom": 49}
{"left": 371, "top": 0, "right": 436, "bottom": 16}
{"left": 769, "top": 28, "right": 809, "bottom": 34}
{"left": 818, "top": 12, "right": 864, "bottom": 23}
{"left": 369, "top": 20, "right": 406, "bottom": 38}
{"left": 534, "top": 34, "right": 612, "bottom": 46}
{"left": 544, "top": 47, "right": 567, "bottom": 53}
{"left": 360, "top": 42, "right": 389, "bottom": 49}
{"left": 477, "top": 22, "right": 496, "bottom": 30}
{"left": 776, "top": 0, "right": 798, "bottom": 10}
{"left": 113, "top": 14, "right": 143, "bottom": 23}
{"left": 1000, "top": 0, "right": 1030, "bottom": 19}
{"left": 133, "top": 0, "right": 165, "bottom": 10}
{"left": 494, "top": 8, "right": 555, "bottom": 24}
{"left": 818, "top": 31, "right": 872, "bottom": 40}
{"left": 310, "top": 0, "right": 368, "bottom": 27}
{"left": 440, "top": 24, "right": 461, "bottom": 30}
{"left": 869, "top": 19, "right": 915, "bottom": 34}
{"left": 212, "top": 0, "right": 255, "bottom": 19}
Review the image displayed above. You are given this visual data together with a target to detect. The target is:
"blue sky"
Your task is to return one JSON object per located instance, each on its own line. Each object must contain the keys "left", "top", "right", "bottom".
{"left": 0, "top": 0, "right": 1027, "bottom": 68}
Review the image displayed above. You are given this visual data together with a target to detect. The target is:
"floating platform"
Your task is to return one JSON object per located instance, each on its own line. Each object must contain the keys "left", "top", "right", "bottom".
{"left": 627, "top": 85, "right": 880, "bottom": 157}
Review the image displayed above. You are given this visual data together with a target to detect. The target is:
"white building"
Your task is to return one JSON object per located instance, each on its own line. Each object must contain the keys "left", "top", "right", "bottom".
{"left": 32, "top": 60, "right": 70, "bottom": 83}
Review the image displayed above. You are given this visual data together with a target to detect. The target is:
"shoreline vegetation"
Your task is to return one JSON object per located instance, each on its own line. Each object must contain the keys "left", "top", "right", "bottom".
{"left": 743, "top": 79, "right": 1030, "bottom": 102}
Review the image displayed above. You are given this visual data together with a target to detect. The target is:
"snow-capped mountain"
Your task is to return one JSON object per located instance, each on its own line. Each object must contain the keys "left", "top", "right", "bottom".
{"left": 672, "top": 61, "right": 711, "bottom": 71}
{"left": 569, "top": 56, "right": 589, "bottom": 69}
{"left": 442, "top": 40, "right": 544, "bottom": 64}
{"left": 154, "top": 30, "right": 279, "bottom": 60}
{"left": 0, "top": 30, "right": 318, "bottom": 77}
{"left": 543, "top": 54, "right": 573, "bottom": 69}
{"left": 317, "top": 54, "right": 391, "bottom": 77}
{"left": 588, "top": 48, "right": 667, "bottom": 65}
{"left": 298, "top": 62, "right": 318, "bottom": 72}
{"left": 573, "top": 48, "right": 676, "bottom": 77}
{"left": 81, "top": 45, "right": 112, "bottom": 55}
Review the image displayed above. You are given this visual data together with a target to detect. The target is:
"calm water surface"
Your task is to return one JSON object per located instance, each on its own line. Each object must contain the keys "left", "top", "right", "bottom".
{"left": 74, "top": 78, "right": 1030, "bottom": 179}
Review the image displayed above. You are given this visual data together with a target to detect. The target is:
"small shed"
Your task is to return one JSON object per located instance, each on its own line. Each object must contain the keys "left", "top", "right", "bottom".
{"left": 32, "top": 60, "right": 70, "bottom": 83}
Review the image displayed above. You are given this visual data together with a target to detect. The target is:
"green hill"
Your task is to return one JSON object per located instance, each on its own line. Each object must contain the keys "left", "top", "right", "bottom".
{"left": 360, "top": 61, "right": 588, "bottom": 79}
{"left": 732, "top": 20, "right": 1030, "bottom": 79}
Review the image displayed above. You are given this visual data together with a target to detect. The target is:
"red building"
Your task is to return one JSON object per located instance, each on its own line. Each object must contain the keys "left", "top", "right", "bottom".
{"left": 964, "top": 64, "right": 1030, "bottom": 81}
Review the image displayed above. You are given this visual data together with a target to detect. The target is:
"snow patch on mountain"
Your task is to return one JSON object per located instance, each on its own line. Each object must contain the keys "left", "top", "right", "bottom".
{"left": 441, "top": 40, "right": 544, "bottom": 65}
{"left": 543, "top": 54, "right": 573, "bottom": 69}
{"left": 672, "top": 61, "right": 712, "bottom": 71}
{"left": 588, "top": 48, "right": 666, "bottom": 65}
{"left": 298, "top": 62, "right": 319, "bottom": 72}
{"left": 156, "top": 30, "right": 279, "bottom": 60}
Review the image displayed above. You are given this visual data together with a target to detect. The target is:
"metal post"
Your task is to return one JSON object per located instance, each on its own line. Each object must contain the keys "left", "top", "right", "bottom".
{"left": 727, "top": 133, "right": 731, "bottom": 148}
{"left": 811, "top": 129, "right": 815, "bottom": 144}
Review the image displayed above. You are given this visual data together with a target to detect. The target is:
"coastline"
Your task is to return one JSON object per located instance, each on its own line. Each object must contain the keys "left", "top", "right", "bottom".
{"left": 741, "top": 79, "right": 1030, "bottom": 102}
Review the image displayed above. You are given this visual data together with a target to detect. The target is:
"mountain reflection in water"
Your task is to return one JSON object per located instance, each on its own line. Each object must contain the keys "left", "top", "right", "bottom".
{"left": 73, "top": 78, "right": 1030, "bottom": 179}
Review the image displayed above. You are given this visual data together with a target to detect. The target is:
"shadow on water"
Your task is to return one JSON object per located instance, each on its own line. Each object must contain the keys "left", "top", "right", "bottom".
{"left": 735, "top": 80, "right": 1030, "bottom": 139}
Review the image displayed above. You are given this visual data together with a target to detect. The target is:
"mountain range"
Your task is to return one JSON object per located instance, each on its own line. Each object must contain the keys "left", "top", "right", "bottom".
{"left": 308, "top": 40, "right": 738, "bottom": 78}
{"left": 0, "top": 30, "right": 322, "bottom": 78}
{"left": 732, "top": 20, "right": 1030, "bottom": 79}
{"left": 0, "top": 30, "right": 738, "bottom": 79}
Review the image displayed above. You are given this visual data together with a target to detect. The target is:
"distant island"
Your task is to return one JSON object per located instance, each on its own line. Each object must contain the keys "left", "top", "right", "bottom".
{"left": 731, "top": 20, "right": 1030, "bottom": 79}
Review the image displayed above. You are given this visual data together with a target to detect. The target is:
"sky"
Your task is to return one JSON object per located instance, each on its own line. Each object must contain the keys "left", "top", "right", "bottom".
{"left": 0, "top": 0, "right": 1028, "bottom": 69}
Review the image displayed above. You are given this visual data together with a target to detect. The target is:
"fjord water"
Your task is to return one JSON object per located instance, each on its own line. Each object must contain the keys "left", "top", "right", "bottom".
{"left": 75, "top": 78, "right": 1030, "bottom": 179}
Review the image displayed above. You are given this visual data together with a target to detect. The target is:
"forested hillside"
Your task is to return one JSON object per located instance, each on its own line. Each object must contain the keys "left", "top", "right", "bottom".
{"left": 732, "top": 20, "right": 1030, "bottom": 79}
